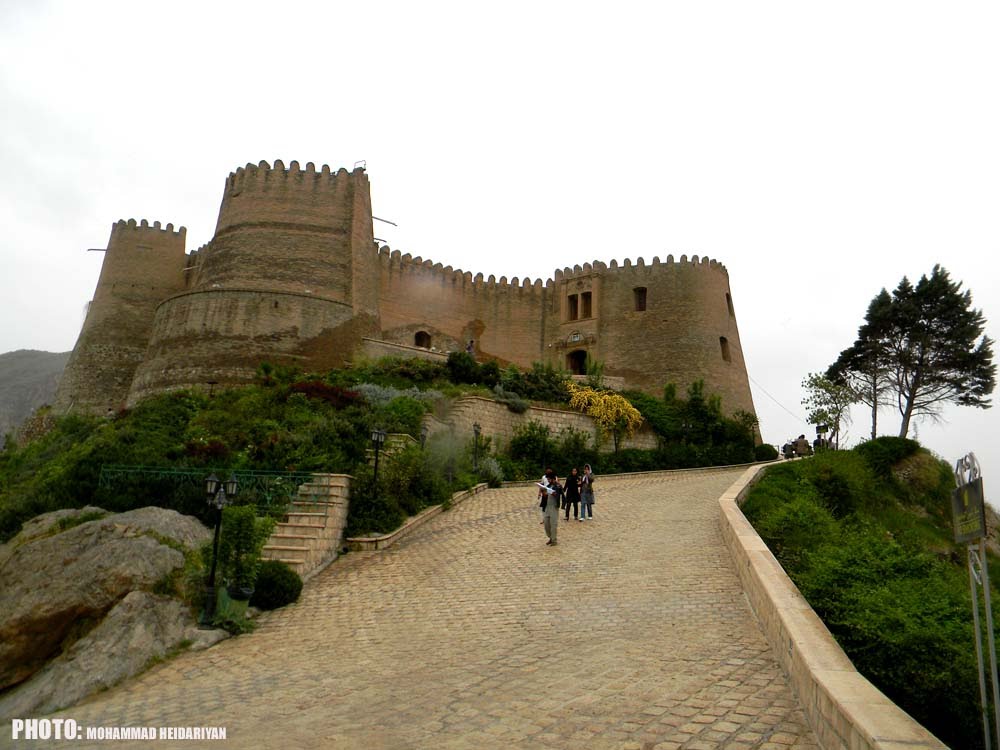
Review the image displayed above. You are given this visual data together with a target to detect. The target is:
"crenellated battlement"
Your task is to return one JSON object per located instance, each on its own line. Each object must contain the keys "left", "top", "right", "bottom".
{"left": 223, "top": 159, "right": 361, "bottom": 198}
{"left": 377, "top": 245, "right": 552, "bottom": 297}
{"left": 553, "top": 254, "right": 727, "bottom": 282}
{"left": 110, "top": 218, "right": 186, "bottom": 240}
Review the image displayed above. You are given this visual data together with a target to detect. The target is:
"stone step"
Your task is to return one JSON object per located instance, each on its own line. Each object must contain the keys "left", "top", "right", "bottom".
{"left": 262, "top": 545, "right": 311, "bottom": 562}
{"left": 301, "top": 475, "right": 350, "bottom": 489}
{"left": 301, "top": 485, "right": 348, "bottom": 496}
{"left": 295, "top": 494, "right": 347, "bottom": 507}
{"left": 285, "top": 512, "right": 326, "bottom": 527}
{"left": 268, "top": 533, "right": 315, "bottom": 548}
{"left": 273, "top": 522, "right": 323, "bottom": 537}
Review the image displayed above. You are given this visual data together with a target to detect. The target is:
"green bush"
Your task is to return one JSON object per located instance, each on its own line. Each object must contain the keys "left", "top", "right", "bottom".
{"left": 754, "top": 443, "right": 779, "bottom": 461}
{"left": 216, "top": 505, "right": 275, "bottom": 592}
{"left": 800, "top": 451, "right": 877, "bottom": 519}
{"left": 446, "top": 351, "right": 480, "bottom": 385}
{"left": 493, "top": 384, "right": 529, "bottom": 413}
{"left": 508, "top": 421, "right": 555, "bottom": 467}
{"left": 374, "top": 396, "right": 428, "bottom": 437}
{"left": 855, "top": 436, "right": 921, "bottom": 478}
{"left": 655, "top": 442, "right": 703, "bottom": 469}
{"left": 344, "top": 469, "right": 405, "bottom": 536}
{"left": 381, "top": 445, "right": 448, "bottom": 516}
{"left": 744, "top": 490, "right": 839, "bottom": 569}
{"left": 250, "top": 560, "right": 303, "bottom": 610}
{"left": 555, "top": 427, "right": 597, "bottom": 473}
{"left": 600, "top": 449, "right": 660, "bottom": 474}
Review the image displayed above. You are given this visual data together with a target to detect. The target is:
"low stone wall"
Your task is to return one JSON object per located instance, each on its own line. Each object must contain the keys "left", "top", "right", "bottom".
{"left": 719, "top": 464, "right": 946, "bottom": 750}
{"left": 442, "top": 395, "right": 658, "bottom": 452}
{"left": 345, "top": 483, "right": 489, "bottom": 551}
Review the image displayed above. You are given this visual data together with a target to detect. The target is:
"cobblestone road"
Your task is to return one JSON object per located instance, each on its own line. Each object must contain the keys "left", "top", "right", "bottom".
{"left": 7, "top": 468, "right": 819, "bottom": 750}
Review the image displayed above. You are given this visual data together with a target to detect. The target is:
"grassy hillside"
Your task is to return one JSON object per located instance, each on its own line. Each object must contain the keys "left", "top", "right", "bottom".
{"left": 0, "top": 350, "right": 70, "bottom": 445}
{"left": 741, "top": 439, "right": 991, "bottom": 750}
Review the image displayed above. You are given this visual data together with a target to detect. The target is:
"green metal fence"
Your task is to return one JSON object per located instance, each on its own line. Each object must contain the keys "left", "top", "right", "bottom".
{"left": 98, "top": 465, "right": 317, "bottom": 519}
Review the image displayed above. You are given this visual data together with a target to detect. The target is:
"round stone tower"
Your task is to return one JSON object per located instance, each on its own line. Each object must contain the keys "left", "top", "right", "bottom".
{"left": 548, "top": 255, "right": 756, "bottom": 417}
{"left": 126, "top": 161, "right": 380, "bottom": 404}
{"left": 53, "top": 220, "right": 187, "bottom": 414}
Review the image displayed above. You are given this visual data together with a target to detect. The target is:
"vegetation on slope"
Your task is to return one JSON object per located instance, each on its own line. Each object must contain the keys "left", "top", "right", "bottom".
{"left": 741, "top": 438, "right": 989, "bottom": 749}
{"left": 1, "top": 356, "right": 761, "bottom": 542}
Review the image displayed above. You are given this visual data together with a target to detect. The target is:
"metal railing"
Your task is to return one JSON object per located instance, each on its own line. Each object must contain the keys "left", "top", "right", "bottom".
{"left": 98, "top": 465, "right": 318, "bottom": 519}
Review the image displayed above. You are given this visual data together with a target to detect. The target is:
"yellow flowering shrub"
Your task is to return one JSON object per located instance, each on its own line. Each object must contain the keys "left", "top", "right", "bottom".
{"left": 566, "top": 383, "right": 643, "bottom": 448}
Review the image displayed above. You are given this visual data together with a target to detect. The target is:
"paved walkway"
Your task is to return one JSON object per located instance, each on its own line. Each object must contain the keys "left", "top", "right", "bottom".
{"left": 13, "top": 469, "right": 819, "bottom": 749}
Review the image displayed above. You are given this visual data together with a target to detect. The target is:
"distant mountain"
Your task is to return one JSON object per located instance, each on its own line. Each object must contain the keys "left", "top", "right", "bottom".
{"left": 0, "top": 350, "right": 70, "bottom": 444}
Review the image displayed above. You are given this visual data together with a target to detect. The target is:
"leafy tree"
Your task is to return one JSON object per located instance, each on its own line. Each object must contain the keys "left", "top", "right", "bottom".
{"left": 828, "top": 289, "right": 895, "bottom": 440}
{"left": 880, "top": 266, "right": 996, "bottom": 437}
{"left": 801, "top": 372, "right": 857, "bottom": 449}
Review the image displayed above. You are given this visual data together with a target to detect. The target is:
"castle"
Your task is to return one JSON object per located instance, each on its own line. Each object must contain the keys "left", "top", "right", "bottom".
{"left": 53, "top": 160, "right": 757, "bottom": 422}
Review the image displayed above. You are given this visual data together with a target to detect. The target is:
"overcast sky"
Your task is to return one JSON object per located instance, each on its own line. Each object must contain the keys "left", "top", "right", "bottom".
{"left": 1, "top": 1, "right": 998, "bottom": 483}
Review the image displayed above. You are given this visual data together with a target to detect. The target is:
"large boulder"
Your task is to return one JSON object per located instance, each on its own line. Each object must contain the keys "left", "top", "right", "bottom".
{"left": 0, "top": 591, "right": 227, "bottom": 717}
{"left": 0, "top": 506, "right": 108, "bottom": 569}
{"left": 0, "top": 507, "right": 212, "bottom": 691}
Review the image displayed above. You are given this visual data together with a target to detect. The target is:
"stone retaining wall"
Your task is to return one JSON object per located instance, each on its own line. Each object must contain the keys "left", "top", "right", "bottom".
{"left": 719, "top": 464, "right": 946, "bottom": 750}
{"left": 345, "top": 483, "right": 489, "bottom": 551}
{"left": 440, "top": 395, "right": 658, "bottom": 452}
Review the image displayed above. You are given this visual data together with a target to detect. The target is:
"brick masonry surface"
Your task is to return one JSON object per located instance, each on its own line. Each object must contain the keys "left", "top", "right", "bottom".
{"left": 5, "top": 469, "right": 820, "bottom": 750}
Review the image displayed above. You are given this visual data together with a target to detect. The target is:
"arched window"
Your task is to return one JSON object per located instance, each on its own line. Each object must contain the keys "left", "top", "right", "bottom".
{"left": 567, "top": 349, "right": 588, "bottom": 375}
{"left": 726, "top": 292, "right": 735, "bottom": 317}
{"left": 414, "top": 331, "right": 431, "bottom": 348}
{"left": 634, "top": 287, "right": 647, "bottom": 312}
{"left": 720, "top": 336, "right": 731, "bottom": 362}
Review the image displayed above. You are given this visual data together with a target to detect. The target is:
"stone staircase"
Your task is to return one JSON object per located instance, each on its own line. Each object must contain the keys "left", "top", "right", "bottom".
{"left": 261, "top": 473, "right": 350, "bottom": 580}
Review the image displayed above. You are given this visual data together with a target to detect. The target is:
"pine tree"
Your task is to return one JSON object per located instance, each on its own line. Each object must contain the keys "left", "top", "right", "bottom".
{"left": 834, "top": 266, "right": 995, "bottom": 438}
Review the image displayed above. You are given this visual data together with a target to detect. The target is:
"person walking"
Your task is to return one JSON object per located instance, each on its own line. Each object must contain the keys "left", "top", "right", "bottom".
{"left": 579, "top": 463, "right": 595, "bottom": 520}
{"left": 563, "top": 466, "right": 581, "bottom": 521}
{"left": 540, "top": 470, "right": 562, "bottom": 545}
{"left": 537, "top": 467, "right": 553, "bottom": 524}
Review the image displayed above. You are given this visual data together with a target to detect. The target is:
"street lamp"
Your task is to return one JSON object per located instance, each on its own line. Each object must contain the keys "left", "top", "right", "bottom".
{"left": 473, "top": 422, "right": 481, "bottom": 472}
{"left": 200, "top": 472, "right": 238, "bottom": 626}
{"left": 371, "top": 427, "right": 387, "bottom": 485}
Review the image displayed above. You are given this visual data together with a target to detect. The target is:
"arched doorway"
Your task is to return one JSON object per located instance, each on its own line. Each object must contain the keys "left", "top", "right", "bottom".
{"left": 567, "top": 349, "right": 588, "bottom": 375}
{"left": 414, "top": 331, "right": 431, "bottom": 348}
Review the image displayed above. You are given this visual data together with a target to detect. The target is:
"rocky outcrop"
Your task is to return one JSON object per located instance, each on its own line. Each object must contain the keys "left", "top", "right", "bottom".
{"left": 0, "top": 591, "right": 227, "bottom": 717}
{"left": 0, "top": 506, "right": 107, "bottom": 570}
{"left": 0, "top": 506, "right": 213, "bottom": 693}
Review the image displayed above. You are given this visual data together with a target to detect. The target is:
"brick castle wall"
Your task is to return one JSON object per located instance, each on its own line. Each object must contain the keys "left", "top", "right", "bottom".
{"left": 377, "top": 248, "right": 550, "bottom": 367}
{"left": 55, "top": 160, "right": 758, "bottom": 426}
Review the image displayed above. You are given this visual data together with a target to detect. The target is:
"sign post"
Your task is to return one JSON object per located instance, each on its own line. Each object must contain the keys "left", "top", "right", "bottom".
{"left": 954, "top": 452, "right": 999, "bottom": 750}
